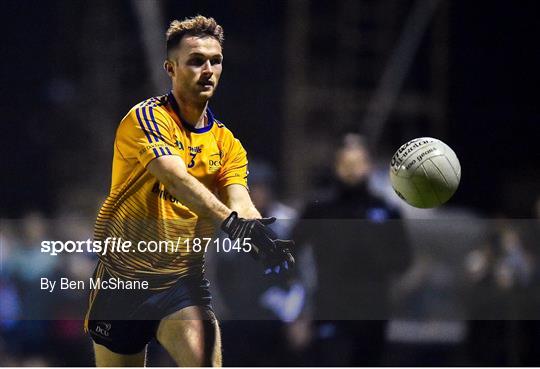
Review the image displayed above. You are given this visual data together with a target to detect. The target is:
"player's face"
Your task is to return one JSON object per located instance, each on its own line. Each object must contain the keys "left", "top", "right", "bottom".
{"left": 167, "top": 36, "right": 223, "bottom": 104}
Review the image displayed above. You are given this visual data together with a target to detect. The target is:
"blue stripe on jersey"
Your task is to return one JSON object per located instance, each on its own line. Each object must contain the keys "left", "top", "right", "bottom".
{"left": 148, "top": 107, "right": 165, "bottom": 140}
{"left": 153, "top": 148, "right": 160, "bottom": 157}
{"left": 141, "top": 107, "right": 161, "bottom": 142}
{"left": 165, "top": 147, "right": 172, "bottom": 155}
{"left": 135, "top": 108, "right": 154, "bottom": 143}
{"left": 159, "top": 147, "right": 166, "bottom": 155}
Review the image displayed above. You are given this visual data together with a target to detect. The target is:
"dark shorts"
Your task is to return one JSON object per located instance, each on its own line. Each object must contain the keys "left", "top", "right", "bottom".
{"left": 86, "top": 264, "right": 212, "bottom": 354}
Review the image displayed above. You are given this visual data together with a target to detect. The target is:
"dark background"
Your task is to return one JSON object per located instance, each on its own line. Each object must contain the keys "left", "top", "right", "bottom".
{"left": 2, "top": 0, "right": 539, "bottom": 218}
{"left": 2, "top": 1, "right": 540, "bottom": 367}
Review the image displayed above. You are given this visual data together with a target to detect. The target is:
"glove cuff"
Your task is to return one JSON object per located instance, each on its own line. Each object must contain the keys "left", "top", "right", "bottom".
{"left": 221, "top": 211, "right": 239, "bottom": 233}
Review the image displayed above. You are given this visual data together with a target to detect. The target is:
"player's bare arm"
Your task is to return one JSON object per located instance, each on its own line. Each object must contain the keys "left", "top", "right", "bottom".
{"left": 147, "top": 154, "right": 231, "bottom": 223}
{"left": 219, "top": 184, "right": 262, "bottom": 219}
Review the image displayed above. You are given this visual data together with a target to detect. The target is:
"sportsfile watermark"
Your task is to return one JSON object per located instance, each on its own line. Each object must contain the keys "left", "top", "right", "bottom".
{"left": 3, "top": 218, "right": 540, "bottom": 320}
{"left": 40, "top": 237, "right": 253, "bottom": 256}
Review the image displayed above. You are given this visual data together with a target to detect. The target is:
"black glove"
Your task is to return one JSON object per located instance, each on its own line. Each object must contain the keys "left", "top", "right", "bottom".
{"left": 221, "top": 212, "right": 295, "bottom": 274}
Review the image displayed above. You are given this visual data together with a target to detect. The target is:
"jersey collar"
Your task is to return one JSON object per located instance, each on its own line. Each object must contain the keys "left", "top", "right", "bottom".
{"left": 168, "top": 91, "right": 214, "bottom": 134}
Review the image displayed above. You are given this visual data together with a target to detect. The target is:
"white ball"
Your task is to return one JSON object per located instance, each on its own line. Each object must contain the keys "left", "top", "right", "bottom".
{"left": 389, "top": 137, "right": 461, "bottom": 208}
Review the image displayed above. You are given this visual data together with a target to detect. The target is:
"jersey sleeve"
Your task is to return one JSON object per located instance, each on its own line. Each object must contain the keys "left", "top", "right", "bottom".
{"left": 217, "top": 136, "right": 248, "bottom": 189}
{"left": 116, "top": 105, "right": 183, "bottom": 167}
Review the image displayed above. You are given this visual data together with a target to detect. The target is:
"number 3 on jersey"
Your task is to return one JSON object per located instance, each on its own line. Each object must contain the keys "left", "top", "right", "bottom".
{"left": 188, "top": 152, "right": 197, "bottom": 168}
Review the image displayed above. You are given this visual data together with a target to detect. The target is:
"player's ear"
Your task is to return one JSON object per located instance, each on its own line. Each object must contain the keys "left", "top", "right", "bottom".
{"left": 163, "top": 60, "right": 175, "bottom": 77}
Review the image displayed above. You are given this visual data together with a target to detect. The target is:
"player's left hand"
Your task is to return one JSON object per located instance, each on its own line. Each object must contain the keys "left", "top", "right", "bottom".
{"left": 221, "top": 212, "right": 295, "bottom": 274}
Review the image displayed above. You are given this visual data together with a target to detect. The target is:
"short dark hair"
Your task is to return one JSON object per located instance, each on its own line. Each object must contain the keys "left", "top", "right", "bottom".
{"left": 166, "top": 15, "right": 224, "bottom": 57}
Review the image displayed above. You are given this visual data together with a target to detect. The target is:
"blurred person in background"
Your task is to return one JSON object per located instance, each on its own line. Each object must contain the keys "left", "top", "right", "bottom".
{"left": 247, "top": 159, "right": 298, "bottom": 238}
{"left": 2, "top": 212, "right": 58, "bottom": 365}
{"left": 4, "top": 213, "right": 95, "bottom": 365}
{"left": 464, "top": 213, "right": 537, "bottom": 365}
{"left": 289, "top": 133, "right": 412, "bottom": 366}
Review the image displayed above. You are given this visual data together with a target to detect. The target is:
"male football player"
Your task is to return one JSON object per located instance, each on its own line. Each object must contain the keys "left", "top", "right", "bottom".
{"left": 85, "top": 15, "right": 294, "bottom": 367}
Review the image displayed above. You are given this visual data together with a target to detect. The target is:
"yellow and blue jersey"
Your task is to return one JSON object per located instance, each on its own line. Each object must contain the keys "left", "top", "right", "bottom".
{"left": 94, "top": 92, "right": 248, "bottom": 290}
